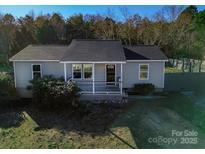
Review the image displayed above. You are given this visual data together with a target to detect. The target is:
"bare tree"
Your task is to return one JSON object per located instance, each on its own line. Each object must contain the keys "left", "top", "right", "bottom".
{"left": 163, "top": 5, "right": 184, "bottom": 22}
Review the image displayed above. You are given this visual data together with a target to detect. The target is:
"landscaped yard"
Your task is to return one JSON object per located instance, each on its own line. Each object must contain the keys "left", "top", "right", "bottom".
{"left": 0, "top": 92, "right": 205, "bottom": 148}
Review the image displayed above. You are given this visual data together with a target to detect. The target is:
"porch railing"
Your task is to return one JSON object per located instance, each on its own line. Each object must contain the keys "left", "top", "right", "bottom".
{"left": 69, "top": 80, "right": 122, "bottom": 94}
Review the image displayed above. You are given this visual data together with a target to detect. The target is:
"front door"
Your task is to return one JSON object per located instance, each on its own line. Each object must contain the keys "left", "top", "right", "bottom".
{"left": 106, "top": 64, "right": 115, "bottom": 85}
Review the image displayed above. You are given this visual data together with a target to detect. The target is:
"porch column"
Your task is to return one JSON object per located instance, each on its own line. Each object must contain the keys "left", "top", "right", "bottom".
{"left": 120, "top": 63, "right": 123, "bottom": 94}
{"left": 92, "top": 63, "right": 95, "bottom": 94}
{"left": 64, "top": 63, "right": 67, "bottom": 82}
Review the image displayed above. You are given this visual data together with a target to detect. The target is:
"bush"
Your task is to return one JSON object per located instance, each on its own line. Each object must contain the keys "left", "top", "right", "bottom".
{"left": 132, "top": 83, "right": 155, "bottom": 95}
{"left": 0, "top": 72, "right": 18, "bottom": 107}
{"left": 28, "top": 75, "right": 81, "bottom": 108}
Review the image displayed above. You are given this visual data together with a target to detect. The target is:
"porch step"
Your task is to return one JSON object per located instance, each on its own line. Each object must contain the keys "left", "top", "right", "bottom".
{"left": 79, "top": 93, "right": 128, "bottom": 103}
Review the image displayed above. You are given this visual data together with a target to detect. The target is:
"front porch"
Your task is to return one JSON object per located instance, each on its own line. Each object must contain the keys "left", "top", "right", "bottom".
{"left": 62, "top": 62, "right": 124, "bottom": 95}
{"left": 75, "top": 81, "right": 121, "bottom": 94}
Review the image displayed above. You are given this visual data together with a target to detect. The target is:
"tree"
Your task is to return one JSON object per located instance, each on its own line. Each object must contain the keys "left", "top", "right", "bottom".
{"left": 172, "top": 5, "right": 199, "bottom": 72}
{"left": 35, "top": 15, "right": 56, "bottom": 44}
{"left": 0, "top": 14, "right": 16, "bottom": 63}
{"left": 50, "top": 13, "right": 66, "bottom": 43}
{"left": 66, "top": 14, "right": 86, "bottom": 42}
{"left": 194, "top": 10, "right": 205, "bottom": 72}
{"left": 138, "top": 17, "right": 155, "bottom": 45}
{"left": 0, "top": 5, "right": 205, "bottom": 72}
{"left": 18, "top": 15, "right": 37, "bottom": 45}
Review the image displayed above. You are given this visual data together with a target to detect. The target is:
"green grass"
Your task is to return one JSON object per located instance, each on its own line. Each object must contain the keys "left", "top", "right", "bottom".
{"left": 165, "top": 67, "right": 182, "bottom": 73}
{"left": 112, "top": 93, "right": 205, "bottom": 148}
{"left": 0, "top": 104, "right": 136, "bottom": 149}
{"left": 0, "top": 93, "right": 205, "bottom": 148}
{"left": 162, "top": 93, "right": 205, "bottom": 133}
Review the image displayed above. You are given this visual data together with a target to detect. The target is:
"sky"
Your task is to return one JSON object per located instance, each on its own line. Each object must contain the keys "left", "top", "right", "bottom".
{"left": 0, "top": 5, "right": 205, "bottom": 21}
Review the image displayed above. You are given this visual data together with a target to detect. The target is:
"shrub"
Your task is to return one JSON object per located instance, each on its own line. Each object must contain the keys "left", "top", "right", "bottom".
{"left": 0, "top": 72, "right": 18, "bottom": 107}
{"left": 28, "top": 75, "right": 81, "bottom": 108}
{"left": 132, "top": 83, "right": 155, "bottom": 95}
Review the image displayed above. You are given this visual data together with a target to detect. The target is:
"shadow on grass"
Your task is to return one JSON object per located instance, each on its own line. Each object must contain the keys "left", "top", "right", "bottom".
{"left": 24, "top": 102, "right": 126, "bottom": 135}
{"left": 0, "top": 111, "right": 24, "bottom": 128}
{"left": 108, "top": 129, "right": 136, "bottom": 149}
{"left": 111, "top": 101, "right": 159, "bottom": 149}
{"left": 0, "top": 98, "right": 138, "bottom": 148}
{"left": 0, "top": 99, "right": 31, "bottom": 128}
{"left": 2, "top": 93, "right": 199, "bottom": 148}
{"left": 1, "top": 92, "right": 205, "bottom": 148}
{"left": 112, "top": 92, "right": 205, "bottom": 149}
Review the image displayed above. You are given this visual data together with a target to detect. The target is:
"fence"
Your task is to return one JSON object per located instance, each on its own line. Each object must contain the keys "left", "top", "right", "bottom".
{"left": 164, "top": 73, "right": 205, "bottom": 92}
{"left": 167, "top": 59, "right": 205, "bottom": 73}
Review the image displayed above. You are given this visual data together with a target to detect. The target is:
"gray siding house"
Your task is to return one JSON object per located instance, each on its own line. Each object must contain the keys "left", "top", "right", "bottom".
{"left": 10, "top": 39, "right": 168, "bottom": 98}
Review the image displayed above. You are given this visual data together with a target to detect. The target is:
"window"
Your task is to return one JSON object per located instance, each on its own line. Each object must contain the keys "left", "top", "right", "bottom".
{"left": 83, "top": 64, "right": 92, "bottom": 79}
{"left": 32, "top": 64, "right": 42, "bottom": 79}
{"left": 139, "top": 64, "right": 149, "bottom": 80}
{"left": 72, "top": 64, "right": 93, "bottom": 79}
{"left": 73, "top": 64, "right": 82, "bottom": 79}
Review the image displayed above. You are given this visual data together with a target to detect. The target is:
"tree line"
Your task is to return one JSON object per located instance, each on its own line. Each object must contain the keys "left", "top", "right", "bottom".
{"left": 0, "top": 5, "right": 205, "bottom": 71}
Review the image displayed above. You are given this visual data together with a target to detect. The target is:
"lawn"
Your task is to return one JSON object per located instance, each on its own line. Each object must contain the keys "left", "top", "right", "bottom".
{"left": 165, "top": 67, "right": 182, "bottom": 73}
{"left": 113, "top": 92, "right": 205, "bottom": 148}
{"left": 0, "top": 102, "right": 136, "bottom": 149}
{"left": 0, "top": 92, "right": 205, "bottom": 148}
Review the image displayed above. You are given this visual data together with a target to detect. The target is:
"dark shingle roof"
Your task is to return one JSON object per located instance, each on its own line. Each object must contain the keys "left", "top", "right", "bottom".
{"left": 124, "top": 45, "right": 168, "bottom": 60}
{"left": 10, "top": 45, "right": 67, "bottom": 61}
{"left": 61, "top": 39, "right": 126, "bottom": 62}
{"left": 10, "top": 40, "right": 168, "bottom": 62}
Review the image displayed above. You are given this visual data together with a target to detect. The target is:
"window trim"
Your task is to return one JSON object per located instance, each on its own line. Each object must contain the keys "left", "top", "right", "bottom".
{"left": 31, "top": 64, "right": 42, "bottom": 79}
{"left": 105, "top": 64, "right": 116, "bottom": 83}
{"left": 72, "top": 64, "right": 93, "bottom": 80}
{"left": 83, "top": 64, "right": 93, "bottom": 79}
{"left": 139, "top": 64, "right": 149, "bottom": 80}
{"left": 72, "top": 64, "right": 82, "bottom": 79}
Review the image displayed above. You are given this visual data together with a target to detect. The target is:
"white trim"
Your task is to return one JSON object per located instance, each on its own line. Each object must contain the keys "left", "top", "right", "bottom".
{"left": 127, "top": 60, "right": 168, "bottom": 62}
{"left": 120, "top": 63, "right": 123, "bottom": 94}
{"left": 94, "top": 92, "right": 121, "bottom": 94}
{"left": 72, "top": 64, "right": 82, "bottom": 79}
{"left": 10, "top": 60, "right": 59, "bottom": 62}
{"left": 105, "top": 64, "right": 116, "bottom": 83}
{"left": 64, "top": 63, "right": 67, "bottom": 82}
{"left": 10, "top": 59, "right": 167, "bottom": 63}
{"left": 162, "top": 61, "right": 165, "bottom": 88}
{"left": 13, "top": 61, "right": 17, "bottom": 88}
{"left": 139, "top": 64, "right": 149, "bottom": 80}
{"left": 72, "top": 64, "right": 93, "bottom": 80}
{"left": 10, "top": 60, "right": 167, "bottom": 62}
{"left": 83, "top": 64, "right": 93, "bottom": 80}
{"left": 81, "top": 91, "right": 121, "bottom": 94}
{"left": 92, "top": 63, "right": 95, "bottom": 94}
{"left": 71, "top": 64, "right": 73, "bottom": 80}
{"left": 80, "top": 91, "right": 93, "bottom": 94}
{"left": 31, "top": 64, "right": 42, "bottom": 79}
{"left": 61, "top": 61, "right": 126, "bottom": 64}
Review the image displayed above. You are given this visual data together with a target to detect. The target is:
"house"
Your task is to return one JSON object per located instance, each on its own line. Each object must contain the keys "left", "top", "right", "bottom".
{"left": 9, "top": 39, "right": 168, "bottom": 98}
